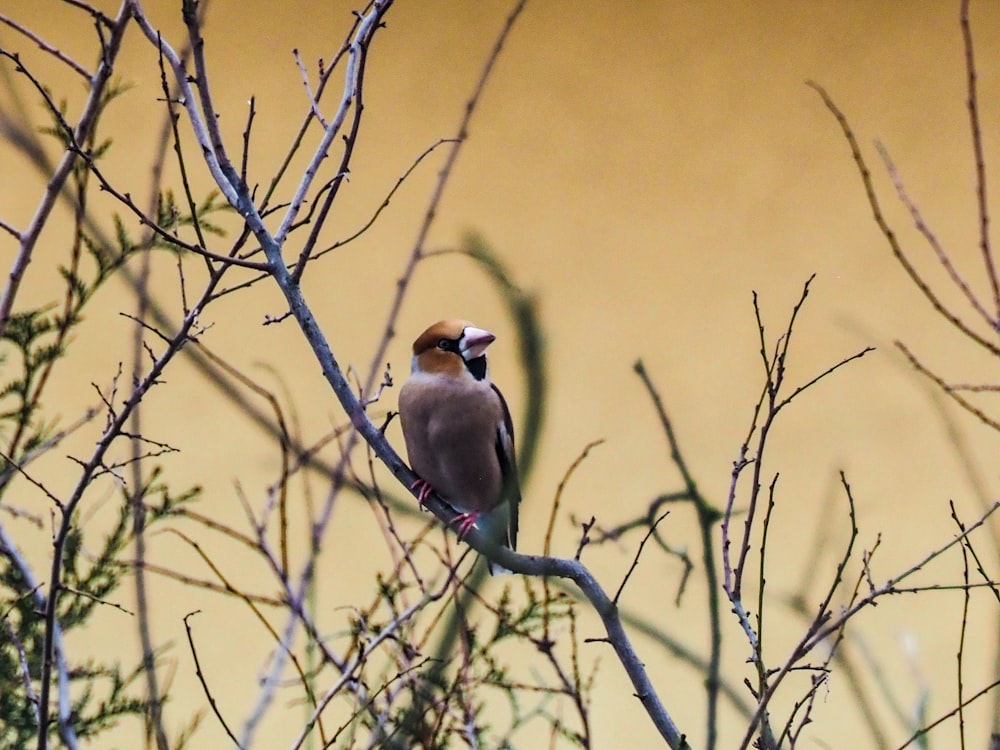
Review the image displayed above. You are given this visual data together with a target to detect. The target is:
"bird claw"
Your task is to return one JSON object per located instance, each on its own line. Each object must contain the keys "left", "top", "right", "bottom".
{"left": 410, "top": 479, "right": 478, "bottom": 540}
{"left": 450, "top": 512, "right": 480, "bottom": 541}
{"left": 410, "top": 478, "right": 434, "bottom": 507}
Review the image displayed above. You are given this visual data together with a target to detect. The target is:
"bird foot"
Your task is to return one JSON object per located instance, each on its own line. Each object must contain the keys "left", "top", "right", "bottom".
{"left": 409, "top": 479, "right": 479, "bottom": 540}
{"left": 449, "top": 511, "right": 480, "bottom": 541}
{"left": 410, "top": 478, "right": 434, "bottom": 507}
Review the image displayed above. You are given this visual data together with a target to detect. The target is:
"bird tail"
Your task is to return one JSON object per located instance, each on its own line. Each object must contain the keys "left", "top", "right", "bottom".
{"left": 480, "top": 500, "right": 517, "bottom": 575}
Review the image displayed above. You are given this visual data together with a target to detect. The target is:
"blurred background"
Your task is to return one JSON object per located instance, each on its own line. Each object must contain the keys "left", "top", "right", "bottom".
{"left": 2, "top": 1, "right": 1000, "bottom": 747}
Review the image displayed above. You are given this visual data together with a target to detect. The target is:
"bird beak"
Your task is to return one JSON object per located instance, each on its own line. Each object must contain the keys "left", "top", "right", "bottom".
{"left": 460, "top": 326, "right": 496, "bottom": 360}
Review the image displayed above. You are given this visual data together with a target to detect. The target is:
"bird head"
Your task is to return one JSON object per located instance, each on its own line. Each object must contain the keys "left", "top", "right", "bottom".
{"left": 410, "top": 319, "right": 496, "bottom": 381}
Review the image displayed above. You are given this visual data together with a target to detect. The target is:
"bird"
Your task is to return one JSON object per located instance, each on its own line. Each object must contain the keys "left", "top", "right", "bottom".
{"left": 398, "top": 319, "right": 520, "bottom": 574}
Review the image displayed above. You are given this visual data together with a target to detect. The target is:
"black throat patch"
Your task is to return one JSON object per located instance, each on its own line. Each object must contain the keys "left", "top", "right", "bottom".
{"left": 465, "top": 355, "right": 487, "bottom": 381}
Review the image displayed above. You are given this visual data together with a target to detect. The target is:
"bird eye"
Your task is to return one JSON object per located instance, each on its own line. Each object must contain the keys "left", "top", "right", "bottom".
{"left": 437, "top": 338, "right": 450, "bottom": 350}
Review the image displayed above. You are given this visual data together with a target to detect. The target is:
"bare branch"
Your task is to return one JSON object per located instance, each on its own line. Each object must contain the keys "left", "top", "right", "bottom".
{"left": 0, "top": 2, "right": 133, "bottom": 341}
{"left": 0, "top": 13, "right": 92, "bottom": 79}
{"left": 876, "top": 141, "right": 995, "bottom": 328}
{"left": 274, "top": 3, "right": 389, "bottom": 248}
{"left": 808, "top": 80, "right": 1000, "bottom": 358}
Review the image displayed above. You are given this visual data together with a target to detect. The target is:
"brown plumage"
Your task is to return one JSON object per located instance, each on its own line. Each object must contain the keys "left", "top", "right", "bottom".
{"left": 398, "top": 320, "right": 520, "bottom": 574}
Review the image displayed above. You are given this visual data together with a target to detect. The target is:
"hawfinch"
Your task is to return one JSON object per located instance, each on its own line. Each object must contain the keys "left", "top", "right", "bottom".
{"left": 398, "top": 319, "right": 520, "bottom": 574}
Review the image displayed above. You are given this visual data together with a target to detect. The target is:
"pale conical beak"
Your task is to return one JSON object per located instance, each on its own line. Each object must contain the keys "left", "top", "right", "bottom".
{"left": 460, "top": 326, "right": 495, "bottom": 360}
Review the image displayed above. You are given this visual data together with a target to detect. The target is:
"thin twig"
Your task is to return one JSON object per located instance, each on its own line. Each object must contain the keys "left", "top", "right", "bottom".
{"left": 0, "top": 13, "right": 92, "bottom": 79}
{"left": 959, "top": 0, "right": 998, "bottom": 319}
{"left": 293, "top": 48, "right": 327, "bottom": 127}
{"left": 896, "top": 341, "right": 1000, "bottom": 431}
{"left": 951, "top": 501, "right": 970, "bottom": 750}
{"left": 896, "top": 677, "right": 1000, "bottom": 750}
{"left": 613, "top": 511, "right": 669, "bottom": 605}
{"left": 876, "top": 141, "right": 994, "bottom": 328}
{"left": 183, "top": 611, "right": 243, "bottom": 748}
{"left": 543, "top": 439, "right": 603, "bottom": 643}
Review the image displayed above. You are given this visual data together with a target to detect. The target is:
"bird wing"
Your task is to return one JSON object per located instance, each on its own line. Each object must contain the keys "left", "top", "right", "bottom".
{"left": 491, "top": 382, "right": 520, "bottom": 554}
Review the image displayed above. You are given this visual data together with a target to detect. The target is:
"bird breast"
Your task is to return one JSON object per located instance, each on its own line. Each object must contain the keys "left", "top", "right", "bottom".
{"left": 399, "top": 375, "right": 504, "bottom": 514}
